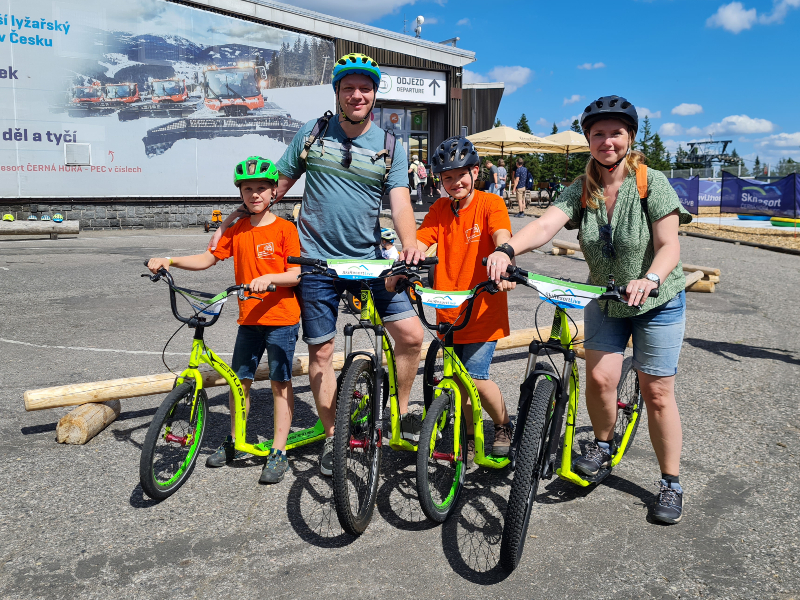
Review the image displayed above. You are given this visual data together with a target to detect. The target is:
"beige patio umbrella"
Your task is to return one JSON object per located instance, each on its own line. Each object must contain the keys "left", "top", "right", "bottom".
{"left": 468, "top": 126, "right": 560, "bottom": 157}
{"left": 543, "top": 130, "right": 591, "bottom": 179}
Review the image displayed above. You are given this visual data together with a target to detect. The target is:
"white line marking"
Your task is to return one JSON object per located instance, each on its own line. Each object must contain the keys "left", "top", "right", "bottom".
{"left": 0, "top": 338, "right": 232, "bottom": 356}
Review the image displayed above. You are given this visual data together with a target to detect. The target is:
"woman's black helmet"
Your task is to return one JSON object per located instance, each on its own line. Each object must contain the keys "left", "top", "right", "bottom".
{"left": 430, "top": 136, "right": 480, "bottom": 174}
{"left": 580, "top": 96, "right": 639, "bottom": 137}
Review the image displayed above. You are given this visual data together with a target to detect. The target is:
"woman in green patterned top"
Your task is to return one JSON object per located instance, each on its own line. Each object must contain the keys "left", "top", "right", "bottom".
{"left": 486, "top": 96, "right": 691, "bottom": 525}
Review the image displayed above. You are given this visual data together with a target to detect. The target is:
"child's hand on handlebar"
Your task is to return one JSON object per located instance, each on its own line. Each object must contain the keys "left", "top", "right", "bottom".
{"left": 486, "top": 251, "right": 512, "bottom": 284}
{"left": 385, "top": 274, "right": 404, "bottom": 293}
{"left": 249, "top": 275, "right": 274, "bottom": 294}
{"left": 147, "top": 258, "right": 171, "bottom": 273}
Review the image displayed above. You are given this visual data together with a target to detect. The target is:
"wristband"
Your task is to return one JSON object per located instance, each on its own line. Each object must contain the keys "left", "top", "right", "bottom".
{"left": 494, "top": 243, "right": 515, "bottom": 260}
{"left": 165, "top": 257, "right": 173, "bottom": 266}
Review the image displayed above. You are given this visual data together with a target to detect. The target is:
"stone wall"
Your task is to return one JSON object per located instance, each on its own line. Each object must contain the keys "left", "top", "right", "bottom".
{"left": 0, "top": 200, "right": 298, "bottom": 229}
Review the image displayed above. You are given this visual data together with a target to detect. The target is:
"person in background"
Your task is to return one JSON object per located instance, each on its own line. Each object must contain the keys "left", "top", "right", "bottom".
{"left": 497, "top": 159, "right": 507, "bottom": 198}
{"left": 380, "top": 227, "right": 399, "bottom": 261}
{"left": 511, "top": 157, "right": 529, "bottom": 218}
{"left": 408, "top": 154, "right": 425, "bottom": 205}
{"left": 485, "top": 159, "right": 498, "bottom": 195}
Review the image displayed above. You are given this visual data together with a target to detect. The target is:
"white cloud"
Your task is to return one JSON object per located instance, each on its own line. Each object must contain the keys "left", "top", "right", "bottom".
{"left": 672, "top": 103, "right": 704, "bottom": 116}
{"left": 686, "top": 126, "right": 705, "bottom": 136}
{"left": 707, "top": 114, "right": 775, "bottom": 134}
{"left": 288, "top": 0, "right": 419, "bottom": 22}
{"left": 659, "top": 123, "right": 685, "bottom": 136}
{"left": 423, "top": 16, "right": 439, "bottom": 24}
{"left": 462, "top": 69, "right": 487, "bottom": 84}
{"left": 707, "top": 0, "right": 800, "bottom": 33}
{"left": 577, "top": 62, "right": 606, "bottom": 70}
{"left": 463, "top": 65, "right": 533, "bottom": 94}
{"left": 756, "top": 132, "right": 800, "bottom": 148}
{"left": 456, "top": 17, "right": 470, "bottom": 26}
{"left": 638, "top": 107, "right": 661, "bottom": 119}
{"left": 536, "top": 117, "right": 549, "bottom": 127}
{"left": 557, "top": 115, "right": 580, "bottom": 129}
{"left": 563, "top": 94, "right": 583, "bottom": 106}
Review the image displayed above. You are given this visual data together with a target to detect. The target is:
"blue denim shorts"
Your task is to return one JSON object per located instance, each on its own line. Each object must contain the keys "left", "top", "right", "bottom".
{"left": 231, "top": 323, "right": 300, "bottom": 382}
{"left": 298, "top": 267, "right": 417, "bottom": 345}
{"left": 453, "top": 341, "right": 497, "bottom": 380}
{"left": 584, "top": 290, "right": 686, "bottom": 377}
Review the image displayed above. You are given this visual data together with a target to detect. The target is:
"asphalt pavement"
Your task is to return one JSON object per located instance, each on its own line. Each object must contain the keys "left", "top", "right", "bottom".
{"left": 1, "top": 217, "right": 798, "bottom": 599}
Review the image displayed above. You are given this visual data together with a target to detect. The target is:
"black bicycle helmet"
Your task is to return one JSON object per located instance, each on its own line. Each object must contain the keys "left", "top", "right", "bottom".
{"left": 430, "top": 136, "right": 480, "bottom": 174}
{"left": 580, "top": 95, "right": 639, "bottom": 137}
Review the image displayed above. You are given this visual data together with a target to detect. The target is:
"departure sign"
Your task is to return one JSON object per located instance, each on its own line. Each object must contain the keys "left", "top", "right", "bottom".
{"left": 378, "top": 67, "right": 446, "bottom": 105}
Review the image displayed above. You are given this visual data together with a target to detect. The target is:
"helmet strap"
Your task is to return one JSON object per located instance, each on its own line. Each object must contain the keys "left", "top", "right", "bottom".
{"left": 596, "top": 156, "right": 626, "bottom": 173}
{"left": 337, "top": 83, "right": 376, "bottom": 126}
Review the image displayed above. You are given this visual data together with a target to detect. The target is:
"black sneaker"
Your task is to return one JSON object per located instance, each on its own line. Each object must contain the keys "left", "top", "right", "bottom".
{"left": 319, "top": 436, "right": 334, "bottom": 477}
{"left": 491, "top": 422, "right": 513, "bottom": 457}
{"left": 399, "top": 412, "right": 422, "bottom": 442}
{"left": 259, "top": 449, "right": 289, "bottom": 484}
{"left": 573, "top": 441, "right": 612, "bottom": 477}
{"left": 652, "top": 480, "right": 683, "bottom": 524}
{"left": 206, "top": 435, "right": 246, "bottom": 468}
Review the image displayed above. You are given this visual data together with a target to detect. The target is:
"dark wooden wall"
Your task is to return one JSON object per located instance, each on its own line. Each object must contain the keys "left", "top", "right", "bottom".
{"left": 461, "top": 86, "right": 504, "bottom": 136}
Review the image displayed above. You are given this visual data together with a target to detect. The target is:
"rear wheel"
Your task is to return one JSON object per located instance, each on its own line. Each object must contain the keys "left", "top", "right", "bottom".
{"left": 333, "top": 359, "right": 381, "bottom": 535}
{"left": 344, "top": 291, "right": 362, "bottom": 315}
{"left": 415, "top": 385, "right": 466, "bottom": 523}
{"left": 139, "top": 383, "right": 207, "bottom": 501}
{"left": 613, "top": 357, "right": 644, "bottom": 460}
{"left": 500, "top": 370, "right": 555, "bottom": 572}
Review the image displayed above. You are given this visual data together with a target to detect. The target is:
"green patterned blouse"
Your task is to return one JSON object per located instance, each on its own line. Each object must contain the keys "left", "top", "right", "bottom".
{"left": 553, "top": 168, "right": 692, "bottom": 318}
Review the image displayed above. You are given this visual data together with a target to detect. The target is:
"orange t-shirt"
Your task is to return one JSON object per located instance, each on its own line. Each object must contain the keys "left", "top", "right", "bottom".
{"left": 211, "top": 216, "right": 301, "bottom": 327}
{"left": 416, "top": 190, "right": 512, "bottom": 344}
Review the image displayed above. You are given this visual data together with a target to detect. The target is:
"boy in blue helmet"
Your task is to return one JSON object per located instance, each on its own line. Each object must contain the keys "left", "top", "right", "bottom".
{"left": 209, "top": 54, "right": 426, "bottom": 477}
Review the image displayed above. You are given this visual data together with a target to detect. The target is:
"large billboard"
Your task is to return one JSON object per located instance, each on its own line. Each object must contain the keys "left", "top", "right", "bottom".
{"left": 0, "top": 0, "right": 334, "bottom": 198}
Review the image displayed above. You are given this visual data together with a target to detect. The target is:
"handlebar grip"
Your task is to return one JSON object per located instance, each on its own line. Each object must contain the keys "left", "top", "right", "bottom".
{"left": 417, "top": 256, "right": 438, "bottom": 266}
{"left": 267, "top": 284, "right": 276, "bottom": 292}
{"left": 617, "top": 286, "right": 659, "bottom": 298}
{"left": 287, "top": 256, "right": 324, "bottom": 267}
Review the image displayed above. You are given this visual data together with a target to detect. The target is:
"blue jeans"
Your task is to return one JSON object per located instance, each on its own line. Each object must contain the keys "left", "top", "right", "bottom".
{"left": 487, "top": 183, "right": 497, "bottom": 195}
{"left": 231, "top": 323, "right": 300, "bottom": 382}
{"left": 584, "top": 290, "right": 686, "bottom": 377}
{"left": 452, "top": 341, "right": 497, "bottom": 380}
{"left": 496, "top": 182, "right": 506, "bottom": 197}
{"left": 298, "top": 267, "right": 416, "bottom": 345}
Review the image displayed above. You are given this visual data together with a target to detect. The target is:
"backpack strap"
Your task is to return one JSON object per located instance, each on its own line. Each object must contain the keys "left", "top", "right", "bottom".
{"left": 578, "top": 164, "right": 650, "bottom": 228}
{"left": 299, "top": 110, "right": 334, "bottom": 161}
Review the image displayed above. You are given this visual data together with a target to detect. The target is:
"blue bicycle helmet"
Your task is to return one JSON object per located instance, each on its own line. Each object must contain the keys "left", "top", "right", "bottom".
{"left": 331, "top": 53, "right": 381, "bottom": 91}
{"left": 28, "top": 214, "right": 37, "bottom": 220}
{"left": 41, "top": 214, "right": 51, "bottom": 221}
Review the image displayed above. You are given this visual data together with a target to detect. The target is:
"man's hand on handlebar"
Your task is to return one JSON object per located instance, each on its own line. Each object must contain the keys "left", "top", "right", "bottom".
{"left": 147, "top": 257, "right": 171, "bottom": 274}
{"left": 399, "top": 246, "right": 426, "bottom": 266}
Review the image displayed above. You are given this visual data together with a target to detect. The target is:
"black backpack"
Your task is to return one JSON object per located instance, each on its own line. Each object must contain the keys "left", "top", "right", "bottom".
{"left": 298, "top": 110, "right": 397, "bottom": 185}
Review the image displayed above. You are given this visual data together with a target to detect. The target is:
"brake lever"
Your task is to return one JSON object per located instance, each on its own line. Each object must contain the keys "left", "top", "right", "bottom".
{"left": 243, "top": 295, "right": 263, "bottom": 302}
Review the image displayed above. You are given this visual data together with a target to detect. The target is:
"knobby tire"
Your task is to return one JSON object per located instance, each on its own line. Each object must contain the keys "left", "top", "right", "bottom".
{"left": 614, "top": 356, "right": 643, "bottom": 459}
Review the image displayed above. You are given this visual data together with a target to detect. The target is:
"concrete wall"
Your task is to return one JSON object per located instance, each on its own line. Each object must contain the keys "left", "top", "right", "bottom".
{"left": 0, "top": 201, "right": 298, "bottom": 230}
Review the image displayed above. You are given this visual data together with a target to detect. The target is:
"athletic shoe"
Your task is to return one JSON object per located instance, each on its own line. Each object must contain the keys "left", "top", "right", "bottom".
{"left": 491, "top": 422, "right": 513, "bottom": 457}
{"left": 465, "top": 437, "right": 475, "bottom": 466}
{"left": 319, "top": 435, "right": 334, "bottom": 477}
{"left": 399, "top": 412, "right": 422, "bottom": 442}
{"left": 515, "top": 212, "right": 526, "bottom": 218}
{"left": 573, "top": 440, "right": 612, "bottom": 476}
{"left": 206, "top": 435, "right": 246, "bottom": 467}
{"left": 652, "top": 480, "right": 683, "bottom": 524}
{"left": 259, "top": 449, "right": 289, "bottom": 484}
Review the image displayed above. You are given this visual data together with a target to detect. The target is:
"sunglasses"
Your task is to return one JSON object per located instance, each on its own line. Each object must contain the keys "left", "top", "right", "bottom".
{"left": 599, "top": 223, "right": 617, "bottom": 260}
{"left": 341, "top": 138, "right": 353, "bottom": 169}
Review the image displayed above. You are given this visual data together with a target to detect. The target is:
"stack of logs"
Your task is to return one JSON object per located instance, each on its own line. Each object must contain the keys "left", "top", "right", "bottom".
{"left": 550, "top": 240, "right": 719, "bottom": 293}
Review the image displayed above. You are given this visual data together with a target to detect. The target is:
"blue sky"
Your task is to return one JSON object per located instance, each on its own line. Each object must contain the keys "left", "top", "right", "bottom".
{"left": 291, "top": 0, "right": 800, "bottom": 169}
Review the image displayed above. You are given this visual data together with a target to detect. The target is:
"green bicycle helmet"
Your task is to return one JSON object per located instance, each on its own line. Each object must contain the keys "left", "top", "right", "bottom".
{"left": 2, "top": 213, "right": 14, "bottom": 222}
{"left": 233, "top": 157, "right": 279, "bottom": 187}
{"left": 331, "top": 53, "right": 381, "bottom": 91}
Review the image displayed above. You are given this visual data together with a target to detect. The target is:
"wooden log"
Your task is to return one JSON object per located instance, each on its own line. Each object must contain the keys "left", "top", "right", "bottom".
{"left": 0, "top": 221, "right": 80, "bottom": 236}
{"left": 552, "top": 239, "right": 581, "bottom": 252}
{"left": 681, "top": 263, "right": 720, "bottom": 276}
{"left": 684, "top": 270, "right": 704, "bottom": 289}
{"left": 24, "top": 322, "right": 586, "bottom": 411}
{"left": 56, "top": 400, "right": 121, "bottom": 445}
{"left": 702, "top": 274, "right": 720, "bottom": 283}
{"left": 686, "top": 279, "right": 715, "bottom": 293}
{"left": 551, "top": 247, "right": 575, "bottom": 256}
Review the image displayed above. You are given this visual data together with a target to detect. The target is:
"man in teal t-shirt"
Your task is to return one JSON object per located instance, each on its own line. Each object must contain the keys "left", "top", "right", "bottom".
{"left": 209, "top": 53, "right": 426, "bottom": 477}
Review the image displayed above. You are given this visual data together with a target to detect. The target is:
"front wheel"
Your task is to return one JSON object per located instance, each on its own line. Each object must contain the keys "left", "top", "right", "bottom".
{"left": 333, "top": 358, "right": 382, "bottom": 535}
{"left": 500, "top": 371, "right": 555, "bottom": 572}
{"left": 416, "top": 385, "right": 466, "bottom": 523}
{"left": 613, "top": 356, "right": 643, "bottom": 460}
{"left": 139, "top": 382, "right": 207, "bottom": 501}
{"left": 422, "top": 338, "right": 444, "bottom": 412}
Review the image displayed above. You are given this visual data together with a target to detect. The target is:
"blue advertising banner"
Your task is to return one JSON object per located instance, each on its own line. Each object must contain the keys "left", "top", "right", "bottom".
{"left": 699, "top": 180, "right": 720, "bottom": 206}
{"left": 721, "top": 172, "right": 798, "bottom": 217}
{"left": 668, "top": 176, "right": 699, "bottom": 214}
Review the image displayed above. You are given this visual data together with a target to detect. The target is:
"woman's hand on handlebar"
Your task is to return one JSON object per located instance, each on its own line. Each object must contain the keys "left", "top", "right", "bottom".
{"left": 147, "top": 257, "right": 171, "bottom": 274}
{"left": 624, "top": 277, "right": 658, "bottom": 307}
{"left": 486, "top": 251, "right": 512, "bottom": 285}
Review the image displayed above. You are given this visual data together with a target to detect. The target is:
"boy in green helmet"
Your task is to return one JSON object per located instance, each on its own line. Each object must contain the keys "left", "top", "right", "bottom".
{"left": 147, "top": 157, "right": 301, "bottom": 484}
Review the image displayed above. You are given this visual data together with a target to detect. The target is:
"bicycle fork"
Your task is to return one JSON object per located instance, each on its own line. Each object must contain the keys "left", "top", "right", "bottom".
{"left": 342, "top": 321, "right": 386, "bottom": 451}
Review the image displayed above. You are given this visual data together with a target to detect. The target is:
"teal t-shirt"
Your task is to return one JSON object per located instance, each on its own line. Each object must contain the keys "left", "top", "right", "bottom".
{"left": 554, "top": 168, "right": 693, "bottom": 318}
{"left": 277, "top": 117, "right": 409, "bottom": 260}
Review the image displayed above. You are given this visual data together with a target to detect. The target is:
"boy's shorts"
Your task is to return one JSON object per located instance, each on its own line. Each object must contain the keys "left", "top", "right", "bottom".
{"left": 231, "top": 323, "right": 300, "bottom": 382}
{"left": 298, "top": 267, "right": 416, "bottom": 345}
{"left": 452, "top": 341, "right": 497, "bottom": 380}
{"left": 584, "top": 290, "right": 686, "bottom": 377}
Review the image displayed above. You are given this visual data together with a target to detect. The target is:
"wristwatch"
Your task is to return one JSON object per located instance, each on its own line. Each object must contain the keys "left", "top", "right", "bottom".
{"left": 645, "top": 273, "right": 660, "bottom": 288}
{"left": 495, "top": 243, "right": 515, "bottom": 260}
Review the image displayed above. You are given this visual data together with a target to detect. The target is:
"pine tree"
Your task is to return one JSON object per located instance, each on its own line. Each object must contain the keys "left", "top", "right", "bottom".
{"left": 517, "top": 114, "right": 531, "bottom": 134}
{"left": 494, "top": 118, "right": 502, "bottom": 127}
{"left": 648, "top": 133, "right": 671, "bottom": 171}
{"left": 636, "top": 116, "right": 653, "bottom": 158}
{"left": 570, "top": 119, "right": 582, "bottom": 134}
{"left": 566, "top": 120, "right": 588, "bottom": 181}
{"left": 754, "top": 156, "right": 762, "bottom": 176}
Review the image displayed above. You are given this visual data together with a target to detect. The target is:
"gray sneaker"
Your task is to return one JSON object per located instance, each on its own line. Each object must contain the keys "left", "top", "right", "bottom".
{"left": 491, "top": 422, "right": 513, "bottom": 457}
{"left": 319, "top": 436, "right": 334, "bottom": 477}
{"left": 259, "top": 449, "right": 289, "bottom": 484}
{"left": 399, "top": 412, "right": 422, "bottom": 442}
{"left": 206, "top": 435, "right": 246, "bottom": 468}
{"left": 652, "top": 480, "right": 683, "bottom": 524}
{"left": 573, "top": 440, "right": 612, "bottom": 477}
